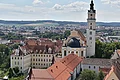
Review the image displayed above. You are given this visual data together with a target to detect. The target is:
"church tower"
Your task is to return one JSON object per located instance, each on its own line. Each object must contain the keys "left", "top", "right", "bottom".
{"left": 86, "top": 0, "right": 96, "bottom": 57}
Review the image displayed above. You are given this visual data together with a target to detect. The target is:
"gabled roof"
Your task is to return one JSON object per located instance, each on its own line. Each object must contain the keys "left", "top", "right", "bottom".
{"left": 60, "top": 53, "right": 83, "bottom": 71}
{"left": 30, "top": 69, "right": 53, "bottom": 80}
{"left": 111, "top": 50, "right": 120, "bottom": 59}
{"left": 82, "top": 58, "right": 111, "bottom": 67}
{"left": 47, "top": 61, "right": 68, "bottom": 79}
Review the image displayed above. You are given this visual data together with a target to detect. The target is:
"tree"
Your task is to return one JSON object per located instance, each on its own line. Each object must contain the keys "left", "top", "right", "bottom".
{"left": 8, "top": 68, "right": 14, "bottom": 78}
{"left": 80, "top": 69, "right": 97, "bottom": 80}
{"left": 96, "top": 71, "right": 105, "bottom": 80}
{"left": 13, "top": 67, "right": 19, "bottom": 75}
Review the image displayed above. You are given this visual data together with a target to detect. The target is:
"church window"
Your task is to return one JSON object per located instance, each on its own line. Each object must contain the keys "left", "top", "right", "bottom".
{"left": 90, "top": 37, "right": 92, "bottom": 40}
{"left": 64, "top": 50, "right": 66, "bottom": 56}
{"left": 68, "top": 51, "right": 70, "bottom": 53}
{"left": 90, "top": 26, "right": 92, "bottom": 29}
{"left": 89, "top": 66, "right": 91, "bottom": 68}
{"left": 81, "top": 51, "right": 83, "bottom": 56}
{"left": 90, "top": 31, "right": 92, "bottom": 35}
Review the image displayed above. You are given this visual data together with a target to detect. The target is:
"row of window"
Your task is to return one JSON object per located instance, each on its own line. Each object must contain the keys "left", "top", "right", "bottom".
{"left": 32, "top": 63, "right": 51, "bottom": 66}
{"left": 33, "top": 58, "right": 51, "bottom": 62}
{"left": 33, "top": 54, "right": 52, "bottom": 57}
{"left": 12, "top": 57, "right": 22, "bottom": 60}
{"left": 64, "top": 51, "right": 84, "bottom": 56}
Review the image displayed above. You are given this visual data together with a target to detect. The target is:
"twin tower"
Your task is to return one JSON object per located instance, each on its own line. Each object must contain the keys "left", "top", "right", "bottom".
{"left": 87, "top": 0, "right": 96, "bottom": 57}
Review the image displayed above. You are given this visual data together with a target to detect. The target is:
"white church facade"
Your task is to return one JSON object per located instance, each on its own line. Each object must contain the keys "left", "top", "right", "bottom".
{"left": 62, "top": 0, "right": 96, "bottom": 58}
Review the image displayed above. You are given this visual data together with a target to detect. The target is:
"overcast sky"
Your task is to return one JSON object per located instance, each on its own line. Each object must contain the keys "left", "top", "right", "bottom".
{"left": 0, "top": 0, "right": 119, "bottom": 22}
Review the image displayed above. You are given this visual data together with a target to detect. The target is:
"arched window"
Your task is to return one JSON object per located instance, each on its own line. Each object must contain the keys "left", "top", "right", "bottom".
{"left": 81, "top": 51, "right": 83, "bottom": 56}
{"left": 90, "top": 26, "right": 92, "bottom": 29}
{"left": 64, "top": 50, "right": 66, "bottom": 56}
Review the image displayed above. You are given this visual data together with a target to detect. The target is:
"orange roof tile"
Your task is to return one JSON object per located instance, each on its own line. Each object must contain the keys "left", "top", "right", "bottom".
{"left": 47, "top": 62, "right": 67, "bottom": 79}
{"left": 30, "top": 69, "right": 53, "bottom": 80}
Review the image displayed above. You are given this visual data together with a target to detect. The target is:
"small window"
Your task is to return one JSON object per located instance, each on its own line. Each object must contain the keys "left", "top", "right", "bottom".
{"left": 21, "top": 67, "right": 22, "bottom": 69}
{"left": 64, "top": 50, "right": 66, "bottom": 56}
{"left": 94, "top": 66, "right": 95, "bottom": 69}
{"left": 21, "top": 57, "right": 22, "bottom": 59}
{"left": 36, "top": 59, "right": 37, "bottom": 61}
{"left": 89, "top": 37, "right": 92, "bottom": 40}
{"left": 41, "top": 55, "right": 43, "bottom": 57}
{"left": 90, "top": 26, "right": 92, "bottom": 29}
{"left": 91, "top": 14, "right": 92, "bottom": 16}
{"left": 49, "top": 55, "right": 51, "bottom": 57}
{"left": 18, "top": 57, "right": 19, "bottom": 59}
{"left": 46, "top": 55, "right": 48, "bottom": 57}
{"left": 12, "top": 57, "right": 13, "bottom": 59}
{"left": 90, "top": 31, "right": 92, "bottom": 35}
{"left": 36, "top": 63, "right": 37, "bottom": 65}
{"left": 15, "top": 57, "right": 16, "bottom": 59}
{"left": 89, "top": 66, "right": 90, "bottom": 68}
{"left": 81, "top": 51, "right": 83, "bottom": 56}
{"left": 90, "top": 23, "right": 92, "bottom": 25}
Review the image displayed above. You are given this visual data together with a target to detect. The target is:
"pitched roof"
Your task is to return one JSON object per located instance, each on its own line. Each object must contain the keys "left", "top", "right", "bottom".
{"left": 47, "top": 61, "right": 68, "bottom": 79}
{"left": 30, "top": 69, "right": 53, "bottom": 80}
{"left": 82, "top": 58, "right": 112, "bottom": 67}
{"left": 111, "top": 50, "right": 120, "bottom": 59}
{"left": 60, "top": 53, "right": 83, "bottom": 71}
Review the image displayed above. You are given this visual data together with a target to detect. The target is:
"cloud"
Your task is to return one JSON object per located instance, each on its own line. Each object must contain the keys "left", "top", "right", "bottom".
{"left": 33, "top": 0, "right": 43, "bottom": 5}
{"left": 101, "top": 0, "right": 120, "bottom": 7}
{"left": 52, "top": 1, "right": 89, "bottom": 12}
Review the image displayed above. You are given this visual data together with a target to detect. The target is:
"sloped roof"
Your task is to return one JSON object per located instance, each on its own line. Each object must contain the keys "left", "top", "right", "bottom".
{"left": 82, "top": 58, "right": 112, "bottom": 67}
{"left": 60, "top": 53, "right": 83, "bottom": 71}
{"left": 30, "top": 69, "right": 53, "bottom": 80}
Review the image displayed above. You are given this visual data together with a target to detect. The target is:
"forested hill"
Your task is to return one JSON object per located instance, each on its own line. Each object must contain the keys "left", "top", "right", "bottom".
{"left": 0, "top": 20, "right": 120, "bottom": 27}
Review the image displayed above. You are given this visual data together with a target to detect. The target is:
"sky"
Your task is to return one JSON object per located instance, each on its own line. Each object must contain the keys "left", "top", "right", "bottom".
{"left": 0, "top": 0, "right": 120, "bottom": 22}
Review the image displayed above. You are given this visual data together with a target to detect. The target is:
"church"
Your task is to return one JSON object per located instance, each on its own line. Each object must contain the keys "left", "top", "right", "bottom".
{"left": 62, "top": 0, "right": 96, "bottom": 58}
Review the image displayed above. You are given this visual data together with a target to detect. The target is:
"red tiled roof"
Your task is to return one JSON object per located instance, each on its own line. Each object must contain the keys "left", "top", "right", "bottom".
{"left": 60, "top": 53, "right": 82, "bottom": 71}
{"left": 47, "top": 62, "right": 67, "bottom": 79}
{"left": 29, "top": 54, "right": 83, "bottom": 80}
{"left": 99, "top": 68, "right": 111, "bottom": 76}
{"left": 30, "top": 69, "right": 53, "bottom": 80}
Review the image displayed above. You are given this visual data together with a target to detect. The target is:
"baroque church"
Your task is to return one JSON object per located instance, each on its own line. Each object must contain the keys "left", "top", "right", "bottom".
{"left": 62, "top": 0, "right": 96, "bottom": 58}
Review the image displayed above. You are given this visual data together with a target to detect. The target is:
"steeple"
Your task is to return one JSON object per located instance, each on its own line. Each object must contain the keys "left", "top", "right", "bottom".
{"left": 90, "top": 0, "right": 94, "bottom": 10}
{"left": 89, "top": 0, "right": 95, "bottom": 13}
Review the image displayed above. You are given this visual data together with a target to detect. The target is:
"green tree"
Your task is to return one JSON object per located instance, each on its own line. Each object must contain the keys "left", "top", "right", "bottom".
{"left": 80, "top": 69, "right": 97, "bottom": 80}
{"left": 8, "top": 68, "right": 14, "bottom": 78}
{"left": 13, "top": 67, "right": 19, "bottom": 75}
{"left": 96, "top": 71, "right": 105, "bottom": 80}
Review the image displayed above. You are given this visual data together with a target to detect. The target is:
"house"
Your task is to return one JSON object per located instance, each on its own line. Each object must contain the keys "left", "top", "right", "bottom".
{"left": 81, "top": 58, "right": 112, "bottom": 73}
